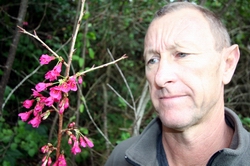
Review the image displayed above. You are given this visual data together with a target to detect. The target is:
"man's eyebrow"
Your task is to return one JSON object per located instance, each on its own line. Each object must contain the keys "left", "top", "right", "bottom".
{"left": 174, "top": 41, "right": 200, "bottom": 49}
{"left": 145, "top": 49, "right": 157, "bottom": 54}
{"left": 143, "top": 49, "right": 157, "bottom": 57}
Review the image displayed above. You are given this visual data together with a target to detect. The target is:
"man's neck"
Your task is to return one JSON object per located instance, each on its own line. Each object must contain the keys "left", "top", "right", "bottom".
{"left": 161, "top": 109, "right": 234, "bottom": 166}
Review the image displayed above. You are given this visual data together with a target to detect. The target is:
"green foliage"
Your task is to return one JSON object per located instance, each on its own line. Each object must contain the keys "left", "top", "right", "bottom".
{"left": 0, "top": 118, "right": 48, "bottom": 166}
{"left": 239, "top": 115, "right": 250, "bottom": 130}
{"left": 116, "top": 131, "right": 131, "bottom": 144}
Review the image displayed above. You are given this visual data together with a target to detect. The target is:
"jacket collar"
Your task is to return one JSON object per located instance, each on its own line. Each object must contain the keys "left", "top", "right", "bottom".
{"left": 208, "top": 107, "right": 250, "bottom": 165}
{"left": 125, "top": 117, "right": 162, "bottom": 165}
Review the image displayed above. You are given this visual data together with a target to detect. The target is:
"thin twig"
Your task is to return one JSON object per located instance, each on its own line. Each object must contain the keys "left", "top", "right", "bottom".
{"left": 77, "top": 54, "right": 128, "bottom": 76}
{"left": 107, "top": 49, "right": 136, "bottom": 113}
{"left": 17, "top": 26, "right": 59, "bottom": 59}
{"left": 80, "top": 96, "right": 114, "bottom": 148}
{"left": 106, "top": 83, "right": 134, "bottom": 110}
{"left": 17, "top": 25, "right": 68, "bottom": 67}
{"left": 33, "top": 3, "right": 48, "bottom": 31}
{"left": 2, "top": 65, "right": 42, "bottom": 110}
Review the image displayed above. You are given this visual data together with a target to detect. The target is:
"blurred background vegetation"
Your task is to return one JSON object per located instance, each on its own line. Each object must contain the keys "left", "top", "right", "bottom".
{"left": 0, "top": 0, "right": 250, "bottom": 165}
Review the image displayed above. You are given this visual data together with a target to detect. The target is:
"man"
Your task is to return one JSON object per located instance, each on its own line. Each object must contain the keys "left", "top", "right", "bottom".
{"left": 105, "top": 2, "right": 250, "bottom": 166}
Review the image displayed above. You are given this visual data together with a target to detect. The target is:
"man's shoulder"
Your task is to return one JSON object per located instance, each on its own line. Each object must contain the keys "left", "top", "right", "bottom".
{"left": 116, "top": 135, "right": 140, "bottom": 151}
{"left": 104, "top": 136, "right": 139, "bottom": 166}
{"left": 105, "top": 117, "right": 161, "bottom": 166}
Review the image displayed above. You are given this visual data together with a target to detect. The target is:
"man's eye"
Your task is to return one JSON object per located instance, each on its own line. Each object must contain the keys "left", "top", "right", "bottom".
{"left": 176, "top": 52, "right": 188, "bottom": 58}
{"left": 147, "top": 58, "right": 159, "bottom": 65}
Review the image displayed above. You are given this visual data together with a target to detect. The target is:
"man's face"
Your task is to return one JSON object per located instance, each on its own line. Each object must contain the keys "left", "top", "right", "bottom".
{"left": 144, "top": 8, "right": 226, "bottom": 130}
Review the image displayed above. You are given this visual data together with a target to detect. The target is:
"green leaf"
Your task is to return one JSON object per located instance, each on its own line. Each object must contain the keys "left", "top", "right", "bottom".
{"left": 10, "top": 143, "right": 18, "bottom": 150}
{"left": 82, "top": 81, "right": 86, "bottom": 88}
{"left": 88, "top": 48, "right": 95, "bottom": 59}
{"left": 70, "top": 115, "right": 76, "bottom": 122}
{"left": 83, "top": 11, "right": 90, "bottom": 20}
{"left": 79, "top": 127, "right": 89, "bottom": 135}
{"left": 2, "top": 136, "right": 11, "bottom": 143}
{"left": 14, "top": 137, "right": 21, "bottom": 144}
{"left": 3, "top": 161, "right": 11, "bottom": 166}
{"left": 17, "top": 120, "right": 25, "bottom": 126}
{"left": 72, "top": 55, "right": 79, "bottom": 61}
{"left": 87, "top": 32, "right": 96, "bottom": 40}
{"left": 79, "top": 103, "right": 84, "bottom": 113}
{"left": 118, "top": 97, "right": 127, "bottom": 109}
{"left": 79, "top": 58, "right": 84, "bottom": 68}
{"left": 28, "top": 148, "right": 36, "bottom": 157}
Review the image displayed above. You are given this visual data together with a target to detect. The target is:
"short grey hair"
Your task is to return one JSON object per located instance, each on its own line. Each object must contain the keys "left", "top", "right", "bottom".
{"left": 153, "top": 2, "right": 231, "bottom": 52}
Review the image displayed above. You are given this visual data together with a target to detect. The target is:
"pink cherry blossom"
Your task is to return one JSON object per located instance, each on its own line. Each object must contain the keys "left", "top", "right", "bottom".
{"left": 33, "top": 102, "right": 44, "bottom": 116}
{"left": 44, "top": 96, "right": 54, "bottom": 106}
{"left": 71, "top": 141, "right": 81, "bottom": 155}
{"left": 53, "top": 62, "right": 62, "bottom": 73}
{"left": 41, "top": 156, "right": 52, "bottom": 166}
{"left": 79, "top": 136, "right": 86, "bottom": 148}
{"left": 39, "top": 96, "right": 47, "bottom": 103}
{"left": 35, "top": 82, "right": 52, "bottom": 92}
{"left": 59, "top": 97, "right": 69, "bottom": 114}
{"left": 68, "top": 122, "right": 75, "bottom": 128}
{"left": 22, "top": 99, "right": 34, "bottom": 109}
{"left": 78, "top": 76, "right": 83, "bottom": 84}
{"left": 67, "top": 76, "right": 77, "bottom": 91}
{"left": 48, "top": 157, "right": 52, "bottom": 166}
{"left": 45, "top": 70, "right": 57, "bottom": 81}
{"left": 68, "top": 137, "right": 73, "bottom": 145}
{"left": 39, "top": 54, "right": 55, "bottom": 65}
{"left": 83, "top": 136, "right": 94, "bottom": 148}
{"left": 22, "top": 21, "right": 28, "bottom": 26}
{"left": 28, "top": 114, "right": 42, "bottom": 128}
{"left": 53, "top": 154, "right": 66, "bottom": 166}
{"left": 45, "top": 63, "right": 62, "bottom": 81}
{"left": 41, "top": 160, "right": 48, "bottom": 166}
{"left": 58, "top": 82, "right": 70, "bottom": 93}
{"left": 49, "top": 86, "right": 62, "bottom": 101}
{"left": 41, "top": 144, "right": 49, "bottom": 153}
{"left": 32, "top": 89, "right": 43, "bottom": 97}
{"left": 18, "top": 110, "right": 33, "bottom": 121}
{"left": 70, "top": 134, "right": 77, "bottom": 141}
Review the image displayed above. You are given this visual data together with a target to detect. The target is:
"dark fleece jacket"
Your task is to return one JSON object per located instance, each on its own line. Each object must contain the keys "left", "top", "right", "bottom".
{"left": 105, "top": 107, "right": 250, "bottom": 166}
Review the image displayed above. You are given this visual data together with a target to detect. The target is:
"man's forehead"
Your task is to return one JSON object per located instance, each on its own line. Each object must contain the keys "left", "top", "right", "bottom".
{"left": 144, "top": 8, "right": 214, "bottom": 50}
{"left": 151, "top": 8, "right": 209, "bottom": 30}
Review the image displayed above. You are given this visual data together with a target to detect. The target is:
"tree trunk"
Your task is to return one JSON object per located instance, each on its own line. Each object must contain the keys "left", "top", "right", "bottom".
{"left": 0, "top": 0, "right": 29, "bottom": 115}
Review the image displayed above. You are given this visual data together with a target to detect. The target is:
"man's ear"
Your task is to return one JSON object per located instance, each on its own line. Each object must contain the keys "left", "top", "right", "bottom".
{"left": 222, "top": 44, "right": 240, "bottom": 85}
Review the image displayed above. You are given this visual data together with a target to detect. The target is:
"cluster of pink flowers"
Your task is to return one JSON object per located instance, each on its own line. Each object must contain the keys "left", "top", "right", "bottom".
{"left": 40, "top": 143, "right": 67, "bottom": 166}
{"left": 39, "top": 122, "right": 94, "bottom": 166}
{"left": 18, "top": 54, "right": 83, "bottom": 128}
{"left": 66, "top": 122, "right": 94, "bottom": 155}
{"left": 18, "top": 54, "right": 92, "bottom": 166}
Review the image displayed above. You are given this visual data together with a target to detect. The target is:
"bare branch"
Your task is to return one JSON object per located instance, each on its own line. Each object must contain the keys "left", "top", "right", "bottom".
{"left": 107, "top": 49, "right": 136, "bottom": 114}
{"left": 106, "top": 83, "right": 134, "bottom": 110}
{"left": 80, "top": 96, "right": 114, "bottom": 148}
{"left": 2, "top": 65, "right": 42, "bottom": 110}
{"left": 17, "top": 26, "right": 69, "bottom": 68}
{"left": 65, "top": 0, "right": 86, "bottom": 77}
{"left": 77, "top": 55, "right": 128, "bottom": 76}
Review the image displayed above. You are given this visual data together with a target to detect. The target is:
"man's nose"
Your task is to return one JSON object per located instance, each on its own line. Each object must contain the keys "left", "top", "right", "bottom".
{"left": 155, "top": 60, "right": 177, "bottom": 87}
